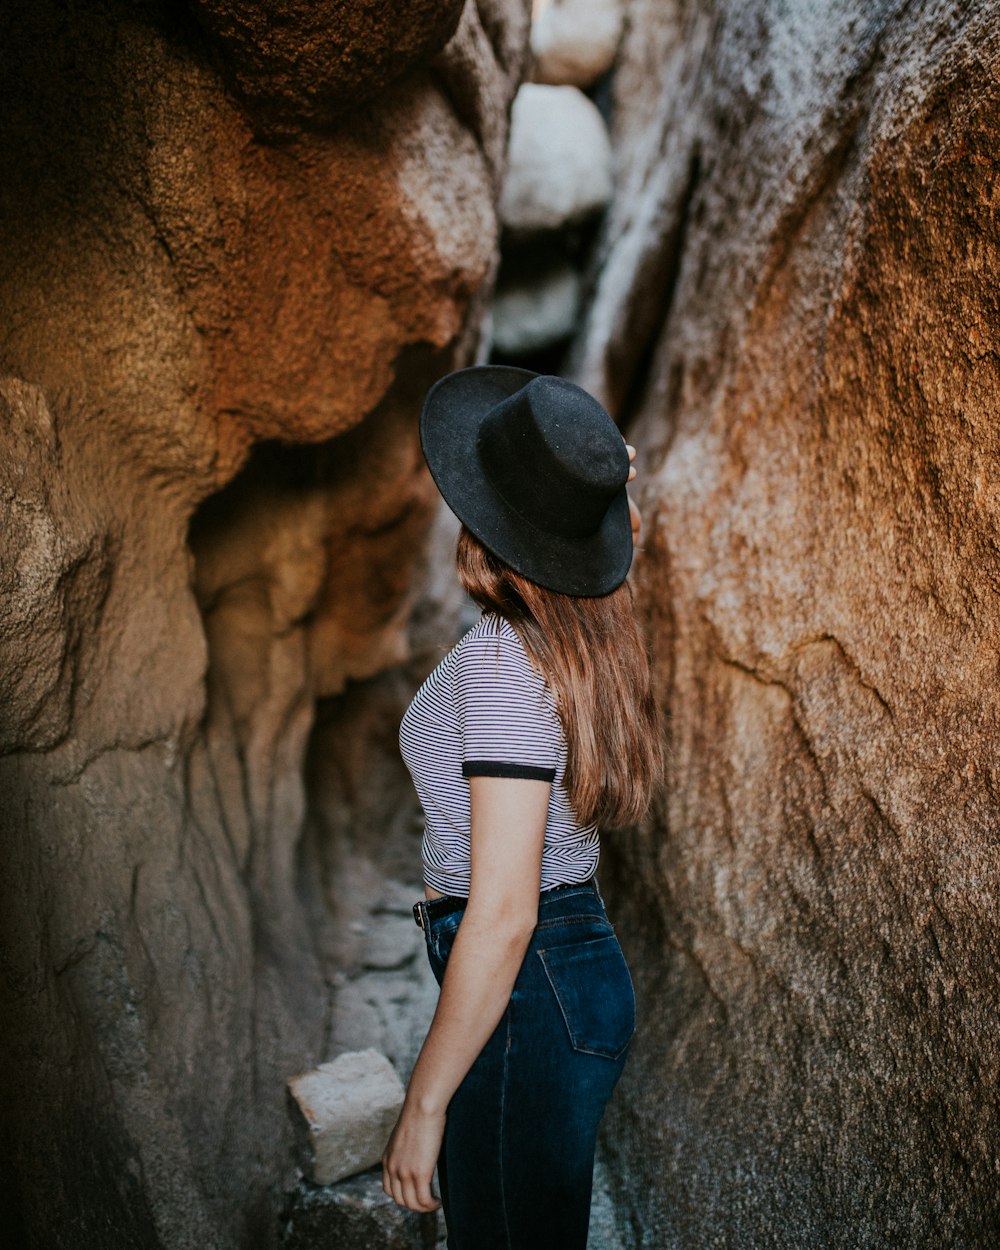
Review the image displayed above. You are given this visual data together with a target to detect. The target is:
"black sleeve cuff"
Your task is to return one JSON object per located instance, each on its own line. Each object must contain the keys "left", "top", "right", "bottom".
{"left": 462, "top": 760, "right": 556, "bottom": 782}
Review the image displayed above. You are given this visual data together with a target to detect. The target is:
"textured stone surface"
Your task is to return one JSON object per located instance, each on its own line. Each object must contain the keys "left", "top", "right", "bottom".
{"left": 0, "top": 1, "right": 529, "bottom": 1247}
{"left": 187, "top": 0, "right": 467, "bottom": 131}
{"left": 287, "top": 1050, "right": 405, "bottom": 1185}
{"left": 499, "top": 83, "right": 613, "bottom": 234}
{"left": 279, "top": 1151, "right": 622, "bottom": 1249}
{"left": 572, "top": 0, "right": 1000, "bottom": 1246}
{"left": 279, "top": 1170, "right": 438, "bottom": 1250}
{"left": 530, "top": 0, "right": 624, "bottom": 88}
{"left": 586, "top": 1160, "right": 627, "bottom": 1250}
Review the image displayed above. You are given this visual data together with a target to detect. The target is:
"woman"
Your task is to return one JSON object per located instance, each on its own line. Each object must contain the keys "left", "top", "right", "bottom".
{"left": 382, "top": 366, "right": 661, "bottom": 1249}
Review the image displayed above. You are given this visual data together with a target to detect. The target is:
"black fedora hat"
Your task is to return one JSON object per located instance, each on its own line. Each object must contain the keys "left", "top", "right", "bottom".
{"left": 419, "top": 365, "right": 632, "bottom": 596}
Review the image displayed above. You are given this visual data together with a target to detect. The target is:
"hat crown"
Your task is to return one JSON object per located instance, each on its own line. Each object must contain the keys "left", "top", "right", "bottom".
{"left": 476, "top": 376, "right": 628, "bottom": 541}
{"left": 419, "top": 364, "right": 633, "bottom": 595}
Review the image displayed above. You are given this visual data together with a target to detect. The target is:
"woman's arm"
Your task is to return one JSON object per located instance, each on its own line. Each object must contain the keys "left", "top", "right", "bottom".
{"left": 381, "top": 774, "right": 550, "bottom": 1213}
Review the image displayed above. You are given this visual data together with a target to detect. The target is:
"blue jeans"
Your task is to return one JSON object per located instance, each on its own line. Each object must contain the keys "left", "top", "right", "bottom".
{"left": 414, "top": 880, "right": 635, "bottom": 1250}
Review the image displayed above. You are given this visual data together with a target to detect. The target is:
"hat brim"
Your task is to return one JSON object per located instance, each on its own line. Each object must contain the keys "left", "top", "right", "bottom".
{"left": 419, "top": 365, "right": 633, "bottom": 597}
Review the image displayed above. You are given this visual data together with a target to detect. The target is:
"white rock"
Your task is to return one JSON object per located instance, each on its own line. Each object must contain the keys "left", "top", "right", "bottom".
{"left": 500, "top": 84, "right": 613, "bottom": 235}
{"left": 287, "top": 1049, "right": 405, "bottom": 1185}
{"left": 492, "top": 264, "right": 582, "bottom": 355}
{"left": 531, "top": 0, "right": 624, "bottom": 88}
{"left": 362, "top": 912, "right": 422, "bottom": 971}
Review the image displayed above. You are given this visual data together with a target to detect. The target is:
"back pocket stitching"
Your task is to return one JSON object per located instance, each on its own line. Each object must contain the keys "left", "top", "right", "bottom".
{"left": 537, "top": 938, "right": 635, "bottom": 1060}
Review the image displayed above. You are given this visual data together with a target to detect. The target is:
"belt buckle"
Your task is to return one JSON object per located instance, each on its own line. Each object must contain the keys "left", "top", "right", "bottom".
{"left": 412, "top": 901, "right": 424, "bottom": 930}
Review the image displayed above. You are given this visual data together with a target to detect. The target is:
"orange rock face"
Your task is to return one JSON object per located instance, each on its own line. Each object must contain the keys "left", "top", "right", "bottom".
{"left": 573, "top": 1, "right": 1000, "bottom": 1244}
{"left": 0, "top": 2, "right": 528, "bottom": 1245}
{"left": 186, "top": 0, "right": 468, "bottom": 131}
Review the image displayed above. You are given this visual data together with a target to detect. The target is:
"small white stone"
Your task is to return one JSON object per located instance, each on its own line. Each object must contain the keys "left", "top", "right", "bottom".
{"left": 492, "top": 264, "right": 582, "bottom": 355}
{"left": 287, "top": 1049, "right": 405, "bottom": 1185}
{"left": 531, "top": 0, "right": 624, "bottom": 89}
{"left": 362, "top": 912, "right": 422, "bottom": 971}
{"left": 500, "top": 84, "right": 613, "bottom": 235}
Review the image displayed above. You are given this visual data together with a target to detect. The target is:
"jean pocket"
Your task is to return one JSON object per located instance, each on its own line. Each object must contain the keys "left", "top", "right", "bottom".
{"left": 431, "top": 912, "right": 463, "bottom": 965}
{"left": 538, "top": 935, "right": 636, "bottom": 1059}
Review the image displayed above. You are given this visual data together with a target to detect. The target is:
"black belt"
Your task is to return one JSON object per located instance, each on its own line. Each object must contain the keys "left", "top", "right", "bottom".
{"left": 412, "top": 877, "right": 596, "bottom": 930}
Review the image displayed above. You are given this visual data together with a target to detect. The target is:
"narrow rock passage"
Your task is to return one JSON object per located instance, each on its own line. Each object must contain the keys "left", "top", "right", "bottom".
{"left": 7, "top": 0, "right": 996, "bottom": 1244}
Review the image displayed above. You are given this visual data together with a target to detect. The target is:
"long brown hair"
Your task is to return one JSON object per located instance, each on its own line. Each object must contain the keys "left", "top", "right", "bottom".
{"left": 456, "top": 526, "right": 662, "bottom": 827}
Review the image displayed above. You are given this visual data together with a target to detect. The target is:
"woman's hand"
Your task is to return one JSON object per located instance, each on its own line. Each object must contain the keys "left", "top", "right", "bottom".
{"left": 625, "top": 443, "right": 641, "bottom": 544}
{"left": 382, "top": 1102, "right": 445, "bottom": 1213}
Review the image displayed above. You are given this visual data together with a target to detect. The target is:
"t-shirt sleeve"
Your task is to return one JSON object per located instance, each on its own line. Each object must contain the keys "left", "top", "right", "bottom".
{"left": 454, "top": 623, "right": 561, "bottom": 782}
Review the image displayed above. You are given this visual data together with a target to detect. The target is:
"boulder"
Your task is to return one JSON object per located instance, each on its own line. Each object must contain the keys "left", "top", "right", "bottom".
{"left": 491, "top": 262, "right": 582, "bottom": 354}
{"left": 530, "top": 0, "right": 624, "bottom": 88}
{"left": 287, "top": 1050, "right": 406, "bottom": 1186}
{"left": 499, "top": 84, "right": 613, "bottom": 235}
{"left": 187, "top": 0, "right": 467, "bottom": 131}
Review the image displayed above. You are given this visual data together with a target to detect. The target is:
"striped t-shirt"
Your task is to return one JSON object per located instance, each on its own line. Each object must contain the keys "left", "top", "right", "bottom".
{"left": 399, "top": 611, "right": 599, "bottom": 897}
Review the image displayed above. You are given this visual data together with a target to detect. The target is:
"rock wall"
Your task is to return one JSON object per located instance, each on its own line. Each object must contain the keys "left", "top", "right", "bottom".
{"left": 577, "top": 1, "right": 1000, "bottom": 1245}
{"left": 0, "top": 2, "right": 529, "bottom": 1247}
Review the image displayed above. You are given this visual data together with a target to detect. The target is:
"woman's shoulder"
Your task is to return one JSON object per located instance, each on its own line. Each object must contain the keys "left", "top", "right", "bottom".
{"left": 453, "top": 612, "right": 557, "bottom": 705}
{"left": 455, "top": 611, "right": 529, "bottom": 662}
